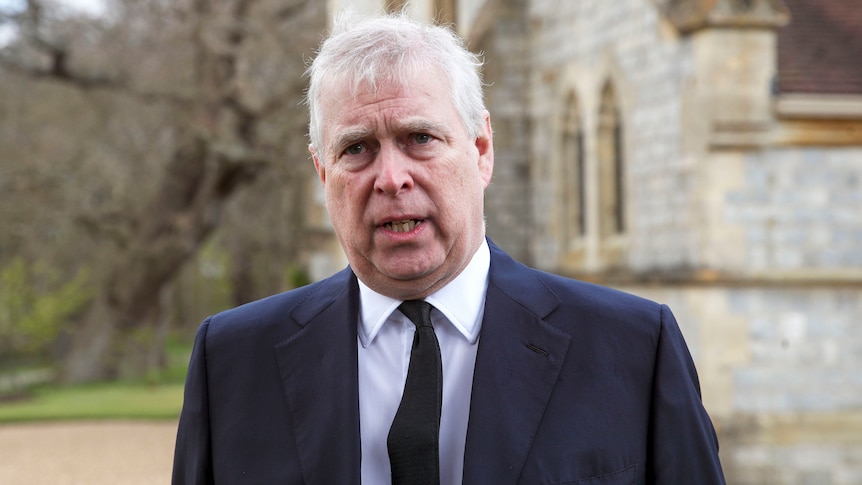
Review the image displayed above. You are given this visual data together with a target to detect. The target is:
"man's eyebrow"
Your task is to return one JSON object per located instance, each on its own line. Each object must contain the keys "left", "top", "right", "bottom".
{"left": 399, "top": 119, "right": 449, "bottom": 135}
{"left": 330, "top": 127, "right": 373, "bottom": 154}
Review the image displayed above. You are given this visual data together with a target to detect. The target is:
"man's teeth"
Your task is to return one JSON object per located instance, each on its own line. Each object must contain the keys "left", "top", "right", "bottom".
{"left": 385, "top": 220, "right": 419, "bottom": 233}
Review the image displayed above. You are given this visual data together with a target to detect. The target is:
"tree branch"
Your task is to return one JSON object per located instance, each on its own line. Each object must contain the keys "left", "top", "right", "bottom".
{"left": 275, "top": 0, "right": 313, "bottom": 21}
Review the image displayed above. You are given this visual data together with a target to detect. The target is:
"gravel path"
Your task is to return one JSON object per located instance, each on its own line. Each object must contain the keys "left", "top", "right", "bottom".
{"left": 0, "top": 420, "right": 178, "bottom": 484}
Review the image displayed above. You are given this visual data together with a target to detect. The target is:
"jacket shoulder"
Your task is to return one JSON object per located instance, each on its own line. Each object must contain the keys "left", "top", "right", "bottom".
{"left": 535, "top": 269, "right": 661, "bottom": 316}
{"left": 487, "top": 239, "right": 661, "bottom": 325}
{"left": 204, "top": 267, "right": 354, "bottom": 341}
{"left": 521, "top": 267, "right": 667, "bottom": 344}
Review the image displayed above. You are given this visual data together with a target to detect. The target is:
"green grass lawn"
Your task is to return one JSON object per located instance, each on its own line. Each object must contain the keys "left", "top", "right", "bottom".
{"left": 0, "top": 381, "right": 185, "bottom": 423}
{"left": 0, "top": 340, "right": 190, "bottom": 423}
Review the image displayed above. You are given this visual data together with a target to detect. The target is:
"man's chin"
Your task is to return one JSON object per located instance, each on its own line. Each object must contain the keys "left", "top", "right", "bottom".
{"left": 370, "top": 250, "right": 442, "bottom": 280}
{"left": 382, "top": 266, "right": 437, "bottom": 284}
{"left": 360, "top": 263, "right": 446, "bottom": 299}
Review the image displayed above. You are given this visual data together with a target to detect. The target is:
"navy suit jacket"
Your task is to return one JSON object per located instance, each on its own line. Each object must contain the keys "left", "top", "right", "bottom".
{"left": 173, "top": 241, "right": 725, "bottom": 484}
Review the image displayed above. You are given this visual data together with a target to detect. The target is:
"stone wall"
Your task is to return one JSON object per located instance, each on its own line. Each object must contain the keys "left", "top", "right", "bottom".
{"left": 513, "top": 0, "right": 862, "bottom": 483}
{"left": 477, "top": 0, "right": 534, "bottom": 263}
{"left": 526, "top": 0, "right": 701, "bottom": 273}
{"left": 621, "top": 284, "right": 862, "bottom": 485}
{"left": 711, "top": 148, "right": 862, "bottom": 274}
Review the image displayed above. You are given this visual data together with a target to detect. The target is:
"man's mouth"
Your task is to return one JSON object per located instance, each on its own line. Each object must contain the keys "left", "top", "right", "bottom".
{"left": 383, "top": 219, "right": 422, "bottom": 233}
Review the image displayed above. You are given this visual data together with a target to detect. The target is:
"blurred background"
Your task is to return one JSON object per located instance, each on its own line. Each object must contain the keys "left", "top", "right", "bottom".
{"left": 0, "top": 0, "right": 860, "bottom": 483}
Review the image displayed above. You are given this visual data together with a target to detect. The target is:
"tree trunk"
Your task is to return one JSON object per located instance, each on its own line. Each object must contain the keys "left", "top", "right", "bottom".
{"left": 60, "top": 297, "right": 118, "bottom": 382}
{"left": 60, "top": 135, "right": 262, "bottom": 383}
{"left": 61, "top": 294, "right": 167, "bottom": 383}
{"left": 230, "top": 244, "right": 259, "bottom": 306}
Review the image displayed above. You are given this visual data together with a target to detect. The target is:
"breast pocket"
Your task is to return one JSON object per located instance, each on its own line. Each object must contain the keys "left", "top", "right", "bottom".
{"left": 542, "top": 463, "right": 641, "bottom": 485}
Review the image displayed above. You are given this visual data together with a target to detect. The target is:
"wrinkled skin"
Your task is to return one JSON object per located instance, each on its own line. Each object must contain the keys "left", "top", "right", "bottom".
{"left": 310, "top": 72, "right": 494, "bottom": 300}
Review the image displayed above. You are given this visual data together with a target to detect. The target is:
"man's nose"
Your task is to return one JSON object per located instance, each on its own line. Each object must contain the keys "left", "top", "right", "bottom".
{"left": 373, "top": 143, "right": 414, "bottom": 196}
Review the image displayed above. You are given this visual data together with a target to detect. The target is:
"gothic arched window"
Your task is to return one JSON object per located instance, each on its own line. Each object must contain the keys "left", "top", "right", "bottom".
{"left": 561, "top": 92, "right": 586, "bottom": 245}
{"left": 597, "top": 82, "right": 626, "bottom": 239}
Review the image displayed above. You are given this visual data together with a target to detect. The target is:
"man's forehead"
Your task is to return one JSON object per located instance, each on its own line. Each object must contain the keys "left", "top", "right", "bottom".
{"left": 327, "top": 78, "right": 422, "bottom": 107}
{"left": 322, "top": 83, "right": 457, "bottom": 142}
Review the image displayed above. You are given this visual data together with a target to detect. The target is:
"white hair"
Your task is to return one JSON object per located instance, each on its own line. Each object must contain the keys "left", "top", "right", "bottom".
{"left": 305, "top": 12, "right": 486, "bottom": 159}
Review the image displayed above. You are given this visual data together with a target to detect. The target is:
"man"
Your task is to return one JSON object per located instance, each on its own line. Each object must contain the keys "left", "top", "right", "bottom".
{"left": 173, "top": 13, "right": 726, "bottom": 485}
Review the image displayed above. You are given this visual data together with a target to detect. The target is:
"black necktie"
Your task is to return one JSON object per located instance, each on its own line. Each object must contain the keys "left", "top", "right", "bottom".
{"left": 387, "top": 300, "right": 442, "bottom": 485}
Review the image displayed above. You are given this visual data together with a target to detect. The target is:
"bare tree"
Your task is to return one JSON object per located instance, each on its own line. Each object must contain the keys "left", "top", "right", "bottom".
{"left": 0, "top": 0, "right": 324, "bottom": 382}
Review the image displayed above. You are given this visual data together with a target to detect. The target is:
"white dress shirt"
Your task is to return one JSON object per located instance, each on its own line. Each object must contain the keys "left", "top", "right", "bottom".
{"left": 357, "top": 240, "right": 490, "bottom": 485}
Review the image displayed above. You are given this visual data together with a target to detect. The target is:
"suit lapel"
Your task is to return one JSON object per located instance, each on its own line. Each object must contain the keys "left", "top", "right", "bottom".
{"left": 274, "top": 269, "right": 361, "bottom": 484}
{"left": 463, "top": 243, "right": 571, "bottom": 483}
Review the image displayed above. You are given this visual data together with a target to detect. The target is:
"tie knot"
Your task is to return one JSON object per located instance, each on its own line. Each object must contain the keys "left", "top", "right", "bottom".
{"left": 398, "top": 300, "right": 433, "bottom": 329}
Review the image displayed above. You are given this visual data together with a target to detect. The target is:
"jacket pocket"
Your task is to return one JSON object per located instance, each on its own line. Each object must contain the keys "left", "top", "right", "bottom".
{"left": 545, "top": 462, "right": 640, "bottom": 485}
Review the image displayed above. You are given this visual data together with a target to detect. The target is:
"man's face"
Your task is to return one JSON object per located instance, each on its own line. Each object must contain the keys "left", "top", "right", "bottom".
{"left": 311, "top": 70, "right": 494, "bottom": 300}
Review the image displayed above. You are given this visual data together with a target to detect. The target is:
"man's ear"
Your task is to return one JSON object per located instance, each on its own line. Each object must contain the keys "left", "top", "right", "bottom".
{"left": 310, "top": 144, "right": 326, "bottom": 184}
{"left": 476, "top": 111, "right": 494, "bottom": 188}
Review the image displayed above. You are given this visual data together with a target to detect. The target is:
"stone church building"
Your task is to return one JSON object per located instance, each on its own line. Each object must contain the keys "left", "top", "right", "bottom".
{"left": 314, "top": 0, "right": 862, "bottom": 482}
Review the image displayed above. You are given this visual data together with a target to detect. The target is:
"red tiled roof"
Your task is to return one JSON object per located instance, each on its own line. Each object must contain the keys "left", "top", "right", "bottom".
{"left": 777, "top": 0, "right": 862, "bottom": 95}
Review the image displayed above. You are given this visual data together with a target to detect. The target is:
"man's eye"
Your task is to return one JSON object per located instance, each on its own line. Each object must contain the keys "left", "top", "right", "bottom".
{"left": 413, "top": 133, "right": 432, "bottom": 144}
{"left": 344, "top": 143, "right": 365, "bottom": 155}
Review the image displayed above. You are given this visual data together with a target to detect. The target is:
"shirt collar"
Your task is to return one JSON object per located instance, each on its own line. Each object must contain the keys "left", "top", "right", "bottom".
{"left": 357, "top": 239, "right": 490, "bottom": 348}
